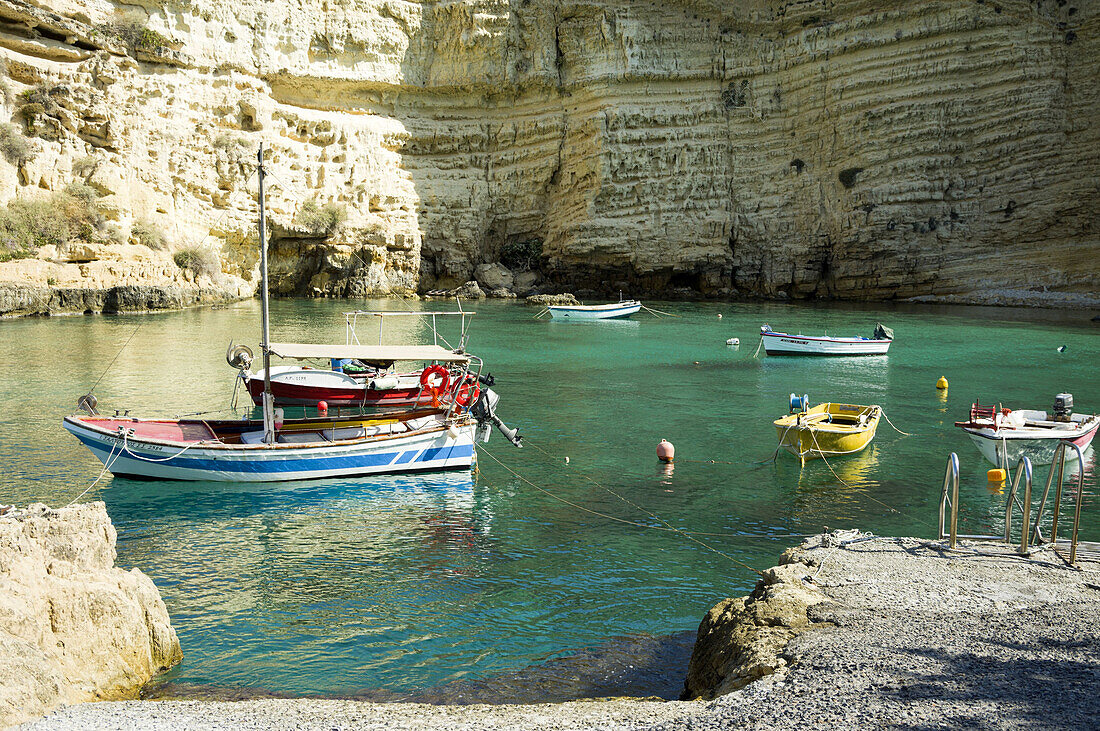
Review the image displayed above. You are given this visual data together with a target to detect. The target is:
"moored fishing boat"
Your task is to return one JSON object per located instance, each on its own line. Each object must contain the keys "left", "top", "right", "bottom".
{"left": 760, "top": 323, "right": 893, "bottom": 356}
{"left": 773, "top": 396, "right": 881, "bottom": 465}
{"left": 547, "top": 299, "right": 642, "bottom": 320}
{"left": 62, "top": 145, "right": 522, "bottom": 483}
{"left": 955, "top": 393, "right": 1099, "bottom": 467}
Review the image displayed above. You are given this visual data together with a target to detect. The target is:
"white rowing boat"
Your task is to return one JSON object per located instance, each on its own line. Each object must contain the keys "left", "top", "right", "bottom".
{"left": 760, "top": 323, "right": 893, "bottom": 356}
{"left": 547, "top": 300, "right": 642, "bottom": 320}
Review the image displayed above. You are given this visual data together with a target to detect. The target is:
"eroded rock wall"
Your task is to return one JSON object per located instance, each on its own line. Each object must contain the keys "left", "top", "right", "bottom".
{"left": 0, "top": 0, "right": 1094, "bottom": 307}
{"left": 0, "top": 502, "right": 181, "bottom": 727}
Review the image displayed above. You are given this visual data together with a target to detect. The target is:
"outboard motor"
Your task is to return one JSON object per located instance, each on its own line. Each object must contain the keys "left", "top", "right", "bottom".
{"left": 1053, "top": 393, "right": 1073, "bottom": 422}
{"left": 470, "top": 388, "right": 522, "bottom": 447}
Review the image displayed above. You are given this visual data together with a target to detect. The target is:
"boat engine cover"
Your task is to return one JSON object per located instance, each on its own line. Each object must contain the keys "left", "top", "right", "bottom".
{"left": 1053, "top": 393, "right": 1073, "bottom": 421}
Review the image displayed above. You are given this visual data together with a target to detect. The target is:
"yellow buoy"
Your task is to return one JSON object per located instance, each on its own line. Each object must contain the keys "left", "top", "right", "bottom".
{"left": 987, "top": 468, "right": 1006, "bottom": 483}
{"left": 936, "top": 376, "right": 949, "bottom": 390}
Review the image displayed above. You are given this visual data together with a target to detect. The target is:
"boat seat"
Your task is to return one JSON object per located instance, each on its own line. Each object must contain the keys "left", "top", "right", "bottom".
{"left": 324, "top": 426, "right": 367, "bottom": 441}
{"left": 240, "top": 430, "right": 266, "bottom": 444}
{"left": 276, "top": 431, "right": 328, "bottom": 444}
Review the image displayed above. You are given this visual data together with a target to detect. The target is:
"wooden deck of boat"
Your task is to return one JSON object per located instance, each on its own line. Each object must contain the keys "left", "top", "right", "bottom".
{"left": 88, "top": 419, "right": 217, "bottom": 443}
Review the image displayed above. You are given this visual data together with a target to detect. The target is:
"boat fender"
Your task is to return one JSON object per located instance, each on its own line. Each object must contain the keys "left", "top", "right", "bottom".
{"left": 317, "top": 401, "right": 328, "bottom": 416}
{"left": 369, "top": 376, "right": 401, "bottom": 391}
{"left": 420, "top": 365, "right": 450, "bottom": 399}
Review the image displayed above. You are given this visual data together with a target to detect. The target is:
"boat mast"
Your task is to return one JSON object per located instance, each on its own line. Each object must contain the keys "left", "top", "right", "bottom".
{"left": 258, "top": 143, "right": 275, "bottom": 444}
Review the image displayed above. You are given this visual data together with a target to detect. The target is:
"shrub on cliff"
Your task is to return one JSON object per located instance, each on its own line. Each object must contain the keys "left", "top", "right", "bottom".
{"left": 295, "top": 200, "right": 346, "bottom": 236}
{"left": 0, "top": 186, "right": 108, "bottom": 261}
{"left": 132, "top": 219, "right": 168, "bottom": 250}
{"left": 173, "top": 245, "right": 221, "bottom": 279}
{"left": 0, "top": 123, "right": 33, "bottom": 166}
{"left": 98, "top": 20, "right": 172, "bottom": 54}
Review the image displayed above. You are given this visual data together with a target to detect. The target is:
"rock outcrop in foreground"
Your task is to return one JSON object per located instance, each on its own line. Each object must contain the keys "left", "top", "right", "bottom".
{"left": 682, "top": 533, "right": 1100, "bottom": 729}
{"left": 0, "top": 0, "right": 1095, "bottom": 309}
{"left": 0, "top": 502, "right": 182, "bottom": 728}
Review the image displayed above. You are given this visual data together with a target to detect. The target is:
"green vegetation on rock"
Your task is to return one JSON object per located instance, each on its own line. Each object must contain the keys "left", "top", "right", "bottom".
{"left": 0, "top": 185, "right": 110, "bottom": 262}
{"left": 0, "top": 123, "right": 33, "bottom": 166}
{"left": 132, "top": 219, "right": 168, "bottom": 250}
{"left": 173, "top": 245, "right": 221, "bottom": 279}
{"left": 295, "top": 200, "right": 346, "bottom": 237}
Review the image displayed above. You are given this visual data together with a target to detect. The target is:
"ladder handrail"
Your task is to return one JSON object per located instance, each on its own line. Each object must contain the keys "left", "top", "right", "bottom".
{"left": 938, "top": 452, "right": 960, "bottom": 547}
{"left": 1030, "top": 440, "right": 1086, "bottom": 565}
{"left": 1004, "top": 456, "right": 1033, "bottom": 551}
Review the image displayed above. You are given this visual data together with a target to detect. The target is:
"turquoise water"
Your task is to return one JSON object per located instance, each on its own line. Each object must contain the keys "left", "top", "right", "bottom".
{"left": 1, "top": 299, "right": 1097, "bottom": 697}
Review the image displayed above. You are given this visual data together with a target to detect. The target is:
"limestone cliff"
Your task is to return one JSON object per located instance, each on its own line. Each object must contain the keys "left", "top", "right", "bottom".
{"left": 0, "top": 0, "right": 1094, "bottom": 309}
{"left": 0, "top": 502, "right": 182, "bottom": 728}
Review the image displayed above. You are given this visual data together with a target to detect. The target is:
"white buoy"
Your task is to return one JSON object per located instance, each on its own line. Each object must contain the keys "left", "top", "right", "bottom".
{"left": 657, "top": 439, "right": 675, "bottom": 463}
{"left": 717, "top": 314, "right": 722, "bottom": 319}
{"left": 726, "top": 337, "right": 739, "bottom": 346}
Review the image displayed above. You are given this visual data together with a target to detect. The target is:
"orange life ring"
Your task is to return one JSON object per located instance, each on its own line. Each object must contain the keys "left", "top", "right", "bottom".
{"left": 455, "top": 381, "right": 480, "bottom": 407}
{"left": 419, "top": 365, "right": 450, "bottom": 399}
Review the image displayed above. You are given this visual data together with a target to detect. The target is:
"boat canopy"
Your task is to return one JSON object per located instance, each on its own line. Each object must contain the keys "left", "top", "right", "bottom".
{"left": 267, "top": 342, "right": 469, "bottom": 364}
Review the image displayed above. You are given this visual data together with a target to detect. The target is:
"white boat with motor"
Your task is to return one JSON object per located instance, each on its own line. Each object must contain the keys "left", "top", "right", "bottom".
{"left": 759, "top": 323, "right": 893, "bottom": 356}
{"left": 955, "top": 393, "right": 1099, "bottom": 466}
{"left": 62, "top": 145, "right": 522, "bottom": 483}
{"left": 547, "top": 299, "right": 642, "bottom": 320}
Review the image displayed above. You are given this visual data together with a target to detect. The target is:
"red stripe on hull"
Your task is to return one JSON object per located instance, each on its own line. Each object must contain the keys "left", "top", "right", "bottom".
{"left": 246, "top": 379, "right": 422, "bottom": 407}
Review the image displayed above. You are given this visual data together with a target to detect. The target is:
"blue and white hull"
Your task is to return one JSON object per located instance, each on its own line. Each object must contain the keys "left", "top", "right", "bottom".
{"left": 63, "top": 415, "right": 476, "bottom": 482}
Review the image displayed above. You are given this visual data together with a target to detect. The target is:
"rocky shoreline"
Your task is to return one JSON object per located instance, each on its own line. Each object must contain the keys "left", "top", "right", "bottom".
{"left": 0, "top": 503, "right": 181, "bottom": 728}
{"left": 12, "top": 527, "right": 1099, "bottom": 729}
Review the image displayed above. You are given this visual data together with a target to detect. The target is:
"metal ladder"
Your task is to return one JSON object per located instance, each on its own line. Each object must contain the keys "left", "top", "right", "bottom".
{"left": 937, "top": 441, "right": 1089, "bottom": 565}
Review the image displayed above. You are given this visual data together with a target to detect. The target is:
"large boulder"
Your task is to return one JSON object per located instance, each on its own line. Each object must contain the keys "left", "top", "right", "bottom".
{"left": 452, "top": 280, "right": 486, "bottom": 300}
{"left": 0, "top": 502, "right": 182, "bottom": 727}
{"left": 474, "top": 262, "right": 514, "bottom": 291}
{"left": 526, "top": 293, "right": 578, "bottom": 306}
{"left": 681, "top": 562, "right": 828, "bottom": 700}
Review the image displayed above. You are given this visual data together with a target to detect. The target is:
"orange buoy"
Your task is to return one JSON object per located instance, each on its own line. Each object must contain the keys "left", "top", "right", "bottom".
{"left": 317, "top": 400, "right": 328, "bottom": 416}
{"left": 657, "top": 439, "right": 675, "bottom": 463}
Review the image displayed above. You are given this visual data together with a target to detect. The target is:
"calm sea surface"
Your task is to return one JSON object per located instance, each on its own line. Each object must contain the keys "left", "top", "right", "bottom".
{"left": 1, "top": 299, "right": 1097, "bottom": 698}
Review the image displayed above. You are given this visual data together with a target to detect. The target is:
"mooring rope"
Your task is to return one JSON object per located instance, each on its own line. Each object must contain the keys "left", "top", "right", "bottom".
{"left": 88, "top": 322, "right": 143, "bottom": 395}
{"left": 880, "top": 409, "right": 912, "bottom": 436}
{"left": 806, "top": 429, "right": 935, "bottom": 529}
{"left": 478, "top": 443, "right": 769, "bottom": 575}
{"left": 65, "top": 439, "right": 125, "bottom": 507}
{"left": 640, "top": 304, "right": 681, "bottom": 318}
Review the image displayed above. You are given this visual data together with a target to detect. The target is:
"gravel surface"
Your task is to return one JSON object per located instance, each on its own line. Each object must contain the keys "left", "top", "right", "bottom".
{"left": 24, "top": 537, "right": 1100, "bottom": 730}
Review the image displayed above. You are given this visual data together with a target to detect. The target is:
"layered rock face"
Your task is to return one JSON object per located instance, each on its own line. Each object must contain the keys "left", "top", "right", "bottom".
{"left": 0, "top": 0, "right": 1094, "bottom": 307}
{"left": 0, "top": 502, "right": 182, "bottom": 727}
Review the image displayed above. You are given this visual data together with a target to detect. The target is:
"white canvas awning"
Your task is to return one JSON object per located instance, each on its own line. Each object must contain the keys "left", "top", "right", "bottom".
{"left": 267, "top": 343, "right": 469, "bottom": 363}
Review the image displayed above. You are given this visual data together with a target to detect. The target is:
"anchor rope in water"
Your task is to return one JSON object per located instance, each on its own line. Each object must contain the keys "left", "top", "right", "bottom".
{"left": 639, "top": 304, "right": 681, "bottom": 318}
{"left": 806, "top": 429, "right": 935, "bottom": 529}
{"left": 752, "top": 336, "right": 764, "bottom": 359}
{"left": 880, "top": 409, "right": 912, "bottom": 436}
{"left": 481, "top": 443, "right": 781, "bottom": 574}
{"left": 88, "top": 322, "right": 143, "bottom": 395}
{"left": 65, "top": 439, "right": 125, "bottom": 507}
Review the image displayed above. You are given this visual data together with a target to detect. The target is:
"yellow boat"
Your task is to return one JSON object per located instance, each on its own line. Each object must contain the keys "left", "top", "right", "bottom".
{"left": 774, "top": 401, "right": 881, "bottom": 465}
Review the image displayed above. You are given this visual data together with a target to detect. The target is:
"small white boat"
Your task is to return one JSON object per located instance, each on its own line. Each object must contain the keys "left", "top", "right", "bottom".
{"left": 955, "top": 393, "right": 1099, "bottom": 467}
{"left": 726, "top": 337, "right": 739, "bottom": 346}
{"left": 760, "top": 323, "right": 892, "bottom": 356}
{"left": 548, "top": 300, "right": 641, "bottom": 320}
